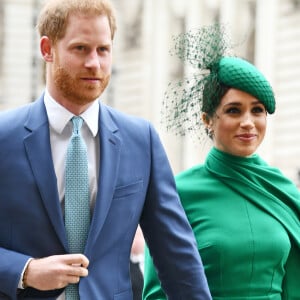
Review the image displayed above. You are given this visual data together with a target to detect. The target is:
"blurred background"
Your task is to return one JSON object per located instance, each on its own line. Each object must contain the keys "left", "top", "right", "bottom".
{"left": 1, "top": 0, "right": 300, "bottom": 184}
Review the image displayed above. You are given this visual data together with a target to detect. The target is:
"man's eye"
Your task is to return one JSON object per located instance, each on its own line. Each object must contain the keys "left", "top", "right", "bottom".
{"left": 98, "top": 47, "right": 109, "bottom": 53}
{"left": 76, "top": 46, "right": 86, "bottom": 51}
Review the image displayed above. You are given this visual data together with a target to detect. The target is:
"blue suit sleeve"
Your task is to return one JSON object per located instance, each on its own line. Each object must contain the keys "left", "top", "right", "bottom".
{"left": 0, "top": 247, "right": 32, "bottom": 299}
{"left": 140, "top": 124, "right": 211, "bottom": 300}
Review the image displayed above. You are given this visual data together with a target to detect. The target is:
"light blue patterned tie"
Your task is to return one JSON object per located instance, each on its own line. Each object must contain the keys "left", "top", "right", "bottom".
{"left": 65, "top": 116, "right": 90, "bottom": 300}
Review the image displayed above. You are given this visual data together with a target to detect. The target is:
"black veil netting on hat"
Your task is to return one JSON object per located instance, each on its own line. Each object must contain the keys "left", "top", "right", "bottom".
{"left": 161, "top": 23, "right": 234, "bottom": 141}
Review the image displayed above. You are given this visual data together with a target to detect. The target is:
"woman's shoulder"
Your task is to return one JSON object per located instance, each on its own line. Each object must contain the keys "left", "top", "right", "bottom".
{"left": 175, "top": 164, "right": 208, "bottom": 186}
{"left": 175, "top": 163, "right": 224, "bottom": 194}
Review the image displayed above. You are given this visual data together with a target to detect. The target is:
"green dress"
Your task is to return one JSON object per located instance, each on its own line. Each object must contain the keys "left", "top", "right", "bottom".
{"left": 143, "top": 148, "right": 300, "bottom": 300}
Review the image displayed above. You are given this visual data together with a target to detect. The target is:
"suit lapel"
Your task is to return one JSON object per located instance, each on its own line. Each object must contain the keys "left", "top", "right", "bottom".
{"left": 23, "top": 100, "right": 122, "bottom": 253}
{"left": 86, "top": 104, "right": 121, "bottom": 253}
{"left": 23, "top": 97, "right": 67, "bottom": 250}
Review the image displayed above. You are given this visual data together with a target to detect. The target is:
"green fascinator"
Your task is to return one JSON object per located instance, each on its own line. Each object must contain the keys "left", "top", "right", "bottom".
{"left": 162, "top": 24, "right": 275, "bottom": 140}
{"left": 218, "top": 57, "right": 275, "bottom": 114}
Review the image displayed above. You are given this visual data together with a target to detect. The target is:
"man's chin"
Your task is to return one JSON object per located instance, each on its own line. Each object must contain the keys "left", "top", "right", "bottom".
{"left": 79, "top": 89, "right": 103, "bottom": 102}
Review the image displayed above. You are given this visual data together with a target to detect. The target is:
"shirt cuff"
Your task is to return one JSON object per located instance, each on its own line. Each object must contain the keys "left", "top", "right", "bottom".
{"left": 18, "top": 258, "right": 34, "bottom": 289}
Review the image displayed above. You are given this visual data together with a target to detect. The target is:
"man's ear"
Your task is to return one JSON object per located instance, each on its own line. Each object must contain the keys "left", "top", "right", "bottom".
{"left": 40, "top": 36, "right": 53, "bottom": 62}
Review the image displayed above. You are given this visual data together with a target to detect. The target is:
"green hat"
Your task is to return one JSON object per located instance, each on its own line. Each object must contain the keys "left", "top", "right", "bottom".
{"left": 218, "top": 56, "right": 275, "bottom": 114}
{"left": 162, "top": 24, "right": 276, "bottom": 141}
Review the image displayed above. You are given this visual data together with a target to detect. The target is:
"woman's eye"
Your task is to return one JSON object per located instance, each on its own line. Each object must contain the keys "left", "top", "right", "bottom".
{"left": 226, "top": 107, "right": 240, "bottom": 114}
{"left": 252, "top": 106, "right": 265, "bottom": 113}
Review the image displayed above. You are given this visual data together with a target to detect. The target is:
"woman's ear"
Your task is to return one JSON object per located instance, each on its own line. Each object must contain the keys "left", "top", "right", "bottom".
{"left": 202, "top": 113, "right": 210, "bottom": 127}
{"left": 40, "top": 36, "right": 53, "bottom": 62}
{"left": 202, "top": 113, "right": 214, "bottom": 139}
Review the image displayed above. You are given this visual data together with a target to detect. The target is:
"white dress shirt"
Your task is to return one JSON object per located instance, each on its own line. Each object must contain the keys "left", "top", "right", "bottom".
{"left": 44, "top": 90, "right": 100, "bottom": 213}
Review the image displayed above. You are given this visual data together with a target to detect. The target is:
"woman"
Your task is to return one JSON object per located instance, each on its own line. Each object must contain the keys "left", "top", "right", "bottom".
{"left": 143, "top": 25, "right": 300, "bottom": 299}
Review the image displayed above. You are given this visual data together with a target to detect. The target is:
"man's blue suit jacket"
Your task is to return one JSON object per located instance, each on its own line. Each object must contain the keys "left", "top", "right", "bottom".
{"left": 0, "top": 95, "right": 211, "bottom": 300}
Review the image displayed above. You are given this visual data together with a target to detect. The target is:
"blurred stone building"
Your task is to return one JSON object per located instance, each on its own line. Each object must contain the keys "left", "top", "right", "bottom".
{"left": 1, "top": 0, "right": 300, "bottom": 183}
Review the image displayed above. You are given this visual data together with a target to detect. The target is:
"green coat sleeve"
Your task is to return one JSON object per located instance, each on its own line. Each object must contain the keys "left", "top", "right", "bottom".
{"left": 142, "top": 246, "right": 167, "bottom": 300}
{"left": 282, "top": 240, "right": 300, "bottom": 299}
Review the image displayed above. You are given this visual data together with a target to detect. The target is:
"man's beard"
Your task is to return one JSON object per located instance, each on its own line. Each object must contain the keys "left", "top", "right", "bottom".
{"left": 53, "top": 66, "right": 110, "bottom": 105}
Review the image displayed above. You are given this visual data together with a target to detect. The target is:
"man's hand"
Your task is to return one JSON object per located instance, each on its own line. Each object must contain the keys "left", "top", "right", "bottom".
{"left": 23, "top": 254, "right": 89, "bottom": 290}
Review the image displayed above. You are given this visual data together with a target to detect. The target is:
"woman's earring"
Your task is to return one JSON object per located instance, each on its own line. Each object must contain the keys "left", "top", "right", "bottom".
{"left": 207, "top": 128, "right": 214, "bottom": 139}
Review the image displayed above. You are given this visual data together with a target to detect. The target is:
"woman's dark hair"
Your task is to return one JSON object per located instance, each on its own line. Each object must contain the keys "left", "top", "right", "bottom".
{"left": 202, "top": 74, "right": 230, "bottom": 118}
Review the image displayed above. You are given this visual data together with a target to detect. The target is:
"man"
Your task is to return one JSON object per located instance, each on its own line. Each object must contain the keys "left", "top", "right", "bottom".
{"left": 0, "top": 0, "right": 211, "bottom": 299}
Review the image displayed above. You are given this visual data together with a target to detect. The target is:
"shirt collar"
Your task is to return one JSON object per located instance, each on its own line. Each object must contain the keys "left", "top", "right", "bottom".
{"left": 44, "top": 89, "right": 99, "bottom": 137}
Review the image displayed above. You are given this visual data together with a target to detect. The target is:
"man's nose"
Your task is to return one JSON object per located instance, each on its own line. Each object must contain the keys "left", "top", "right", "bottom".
{"left": 85, "top": 51, "right": 100, "bottom": 69}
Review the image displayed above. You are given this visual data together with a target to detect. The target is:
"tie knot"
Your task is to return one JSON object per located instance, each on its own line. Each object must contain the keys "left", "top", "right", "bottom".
{"left": 71, "top": 116, "right": 83, "bottom": 134}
